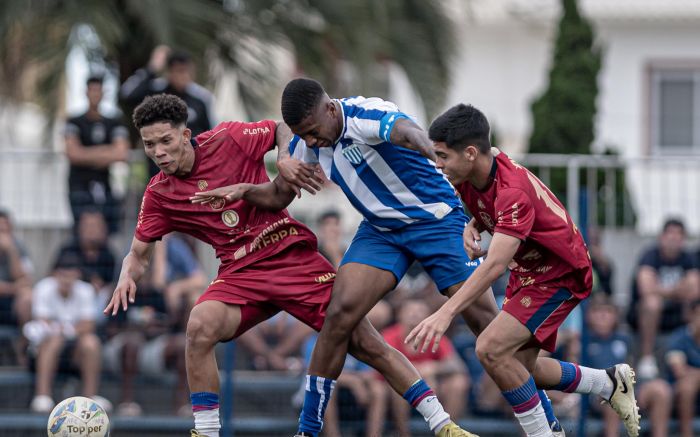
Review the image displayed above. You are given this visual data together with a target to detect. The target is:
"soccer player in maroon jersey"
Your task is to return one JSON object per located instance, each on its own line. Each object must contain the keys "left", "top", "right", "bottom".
{"left": 103, "top": 94, "right": 474, "bottom": 437}
{"left": 404, "top": 104, "right": 641, "bottom": 437}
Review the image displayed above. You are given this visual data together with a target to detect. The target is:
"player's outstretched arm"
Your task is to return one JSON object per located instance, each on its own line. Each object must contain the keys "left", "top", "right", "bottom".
{"left": 104, "top": 237, "right": 155, "bottom": 316}
{"left": 190, "top": 176, "right": 296, "bottom": 211}
{"left": 275, "top": 126, "right": 324, "bottom": 198}
{"left": 405, "top": 231, "right": 520, "bottom": 353}
{"left": 389, "top": 118, "right": 438, "bottom": 162}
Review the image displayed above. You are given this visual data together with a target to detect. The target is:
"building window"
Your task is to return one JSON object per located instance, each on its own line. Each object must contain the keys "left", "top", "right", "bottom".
{"left": 650, "top": 68, "right": 700, "bottom": 154}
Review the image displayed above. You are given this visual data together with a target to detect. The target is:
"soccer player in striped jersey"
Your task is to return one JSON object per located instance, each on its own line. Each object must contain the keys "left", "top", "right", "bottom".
{"left": 274, "top": 78, "right": 563, "bottom": 437}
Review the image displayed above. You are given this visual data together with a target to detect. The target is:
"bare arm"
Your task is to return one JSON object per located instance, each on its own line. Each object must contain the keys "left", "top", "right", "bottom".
{"left": 275, "top": 124, "right": 324, "bottom": 197}
{"left": 389, "top": 118, "right": 438, "bottom": 162}
{"left": 104, "top": 237, "right": 156, "bottom": 315}
{"left": 65, "top": 134, "right": 129, "bottom": 168}
{"left": 190, "top": 176, "right": 296, "bottom": 211}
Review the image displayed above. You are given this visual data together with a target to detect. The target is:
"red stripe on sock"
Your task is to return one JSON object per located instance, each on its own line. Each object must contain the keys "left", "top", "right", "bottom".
{"left": 192, "top": 403, "right": 219, "bottom": 412}
{"left": 512, "top": 394, "right": 540, "bottom": 414}
{"left": 563, "top": 364, "right": 582, "bottom": 393}
{"left": 411, "top": 390, "right": 435, "bottom": 407}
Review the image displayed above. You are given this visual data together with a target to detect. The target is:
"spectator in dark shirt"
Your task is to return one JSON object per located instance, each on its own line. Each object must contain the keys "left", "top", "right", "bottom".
{"left": 316, "top": 210, "right": 347, "bottom": 269}
{"left": 665, "top": 299, "right": 700, "bottom": 437}
{"left": 120, "top": 46, "right": 215, "bottom": 177}
{"left": 64, "top": 76, "right": 129, "bottom": 234}
{"left": 0, "top": 209, "right": 33, "bottom": 329}
{"left": 628, "top": 218, "right": 700, "bottom": 379}
{"left": 588, "top": 227, "right": 614, "bottom": 296}
{"left": 586, "top": 294, "right": 671, "bottom": 437}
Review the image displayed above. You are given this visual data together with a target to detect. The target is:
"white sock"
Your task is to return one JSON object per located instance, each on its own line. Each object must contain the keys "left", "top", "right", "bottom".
{"left": 194, "top": 408, "right": 220, "bottom": 437}
{"left": 514, "top": 402, "right": 554, "bottom": 437}
{"left": 415, "top": 394, "right": 451, "bottom": 433}
{"left": 575, "top": 366, "right": 614, "bottom": 400}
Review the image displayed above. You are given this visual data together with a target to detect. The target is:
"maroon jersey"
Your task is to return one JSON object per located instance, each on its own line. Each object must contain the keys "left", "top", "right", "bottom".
{"left": 135, "top": 120, "right": 317, "bottom": 272}
{"left": 457, "top": 150, "right": 592, "bottom": 298}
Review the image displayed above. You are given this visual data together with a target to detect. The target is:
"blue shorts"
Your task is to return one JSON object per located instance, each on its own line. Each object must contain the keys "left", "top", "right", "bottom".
{"left": 340, "top": 209, "right": 480, "bottom": 291}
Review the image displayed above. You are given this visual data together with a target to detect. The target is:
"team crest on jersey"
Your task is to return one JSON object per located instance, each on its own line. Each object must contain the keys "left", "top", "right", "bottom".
{"left": 198, "top": 180, "right": 208, "bottom": 191}
{"left": 520, "top": 296, "right": 532, "bottom": 307}
{"left": 477, "top": 199, "right": 485, "bottom": 210}
{"left": 342, "top": 144, "right": 364, "bottom": 165}
{"left": 479, "top": 211, "right": 494, "bottom": 229}
{"left": 221, "top": 210, "right": 239, "bottom": 227}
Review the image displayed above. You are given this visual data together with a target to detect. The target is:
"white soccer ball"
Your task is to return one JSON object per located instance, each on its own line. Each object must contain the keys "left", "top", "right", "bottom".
{"left": 46, "top": 396, "right": 110, "bottom": 437}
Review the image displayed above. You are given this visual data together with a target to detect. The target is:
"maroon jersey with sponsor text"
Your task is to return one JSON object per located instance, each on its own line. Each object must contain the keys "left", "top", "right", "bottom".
{"left": 456, "top": 150, "right": 592, "bottom": 299}
{"left": 135, "top": 120, "right": 318, "bottom": 272}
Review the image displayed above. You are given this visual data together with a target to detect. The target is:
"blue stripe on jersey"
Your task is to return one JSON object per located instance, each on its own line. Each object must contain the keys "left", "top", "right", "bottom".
{"left": 342, "top": 104, "right": 386, "bottom": 121}
{"left": 346, "top": 148, "right": 438, "bottom": 222}
{"left": 372, "top": 143, "right": 461, "bottom": 208}
{"left": 289, "top": 136, "right": 301, "bottom": 154}
{"left": 329, "top": 159, "right": 409, "bottom": 230}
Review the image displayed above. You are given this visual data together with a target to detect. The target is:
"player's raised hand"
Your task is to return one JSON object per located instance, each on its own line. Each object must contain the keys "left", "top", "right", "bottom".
{"left": 104, "top": 277, "right": 137, "bottom": 316}
{"left": 464, "top": 219, "right": 486, "bottom": 260}
{"left": 276, "top": 157, "right": 324, "bottom": 197}
{"left": 404, "top": 307, "right": 454, "bottom": 354}
{"left": 190, "top": 184, "right": 250, "bottom": 204}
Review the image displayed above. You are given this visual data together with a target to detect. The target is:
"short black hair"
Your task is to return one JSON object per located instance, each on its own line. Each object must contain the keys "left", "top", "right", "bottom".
{"left": 167, "top": 50, "right": 192, "bottom": 68}
{"left": 53, "top": 250, "right": 82, "bottom": 271}
{"left": 428, "top": 104, "right": 491, "bottom": 152}
{"left": 86, "top": 75, "right": 103, "bottom": 86}
{"left": 281, "top": 78, "right": 326, "bottom": 126}
{"left": 318, "top": 210, "right": 341, "bottom": 225}
{"left": 662, "top": 217, "right": 685, "bottom": 234}
{"left": 133, "top": 94, "right": 188, "bottom": 129}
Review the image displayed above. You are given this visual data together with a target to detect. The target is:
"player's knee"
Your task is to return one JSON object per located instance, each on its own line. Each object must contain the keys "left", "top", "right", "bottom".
{"left": 325, "top": 300, "right": 359, "bottom": 335}
{"left": 186, "top": 316, "right": 217, "bottom": 350}
{"left": 475, "top": 336, "right": 502, "bottom": 370}
{"left": 349, "top": 331, "right": 391, "bottom": 365}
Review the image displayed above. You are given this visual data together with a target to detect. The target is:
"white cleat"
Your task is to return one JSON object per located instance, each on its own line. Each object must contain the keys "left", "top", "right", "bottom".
{"left": 603, "top": 364, "right": 641, "bottom": 437}
{"left": 551, "top": 423, "right": 566, "bottom": 437}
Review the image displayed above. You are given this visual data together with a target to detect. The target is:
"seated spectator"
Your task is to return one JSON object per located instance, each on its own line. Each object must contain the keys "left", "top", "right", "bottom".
{"left": 382, "top": 299, "right": 468, "bottom": 436}
{"left": 627, "top": 218, "right": 700, "bottom": 379}
{"left": 237, "top": 312, "right": 312, "bottom": 372}
{"left": 316, "top": 210, "right": 346, "bottom": 268}
{"left": 0, "top": 209, "right": 33, "bottom": 329}
{"left": 24, "top": 253, "right": 109, "bottom": 413}
{"left": 587, "top": 294, "right": 671, "bottom": 437}
{"left": 665, "top": 299, "right": 700, "bottom": 437}
{"left": 588, "top": 227, "right": 614, "bottom": 296}
{"left": 58, "top": 209, "right": 116, "bottom": 296}
{"left": 64, "top": 76, "right": 129, "bottom": 234}
{"left": 156, "top": 234, "right": 207, "bottom": 317}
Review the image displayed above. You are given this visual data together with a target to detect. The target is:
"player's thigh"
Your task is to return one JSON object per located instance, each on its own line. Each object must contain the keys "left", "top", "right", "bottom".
{"left": 476, "top": 311, "right": 533, "bottom": 360}
{"left": 329, "top": 262, "right": 398, "bottom": 325}
{"left": 406, "top": 209, "right": 477, "bottom": 292}
{"left": 188, "top": 300, "right": 243, "bottom": 343}
{"left": 445, "top": 280, "right": 499, "bottom": 336}
{"left": 340, "top": 220, "right": 410, "bottom": 288}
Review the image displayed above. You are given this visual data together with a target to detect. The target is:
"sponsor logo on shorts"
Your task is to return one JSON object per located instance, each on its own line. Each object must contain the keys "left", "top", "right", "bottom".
{"left": 502, "top": 297, "right": 510, "bottom": 306}
{"left": 465, "top": 260, "right": 479, "bottom": 267}
{"left": 535, "top": 265, "right": 552, "bottom": 273}
{"left": 520, "top": 296, "right": 532, "bottom": 307}
{"left": 222, "top": 210, "right": 239, "bottom": 227}
{"left": 521, "top": 249, "right": 542, "bottom": 261}
{"left": 315, "top": 272, "right": 336, "bottom": 283}
{"left": 234, "top": 246, "right": 247, "bottom": 260}
{"left": 519, "top": 276, "right": 535, "bottom": 287}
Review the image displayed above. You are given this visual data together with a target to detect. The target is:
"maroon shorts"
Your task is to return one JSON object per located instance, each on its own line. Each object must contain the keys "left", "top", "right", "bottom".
{"left": 502, "top": 284, "right": 582, "bottom": 353}
{"left": 196, "top": 244, "right": 335, "bottom": 338}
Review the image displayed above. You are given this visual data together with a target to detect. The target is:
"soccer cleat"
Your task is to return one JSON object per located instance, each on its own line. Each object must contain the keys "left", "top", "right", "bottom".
{"left": 603, "top": 364, "right": 641, "bottom": 437}
{"left": 292, "top": 433, "right": 314, "bottom": 437}
{"left": 551, "top": 421, "right": 566, "bottom": 437}
{"left": 190, "top": 430, "right": 209, "bottom": 437}
{"left": 436, "top": 421, "right": 480, "bottom": 437}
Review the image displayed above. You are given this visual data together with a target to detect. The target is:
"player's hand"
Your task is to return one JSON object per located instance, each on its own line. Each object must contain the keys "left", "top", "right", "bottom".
{"left": 404, "top": 307, "right": 454, "bottom": 354}
{"left": 190, "top": 184, "right": 249, "bottom": 205}
{"left": 276, "top": 157, "right": 324, "bottom": 198}
{"left": 104, "top": 278, "right": 137, "bottom": 316}
{"left": 148, "top": 45, "right": 171, "bottom": 73}
{"left": 464, "top": 219, "right": 486, "bottom": 260}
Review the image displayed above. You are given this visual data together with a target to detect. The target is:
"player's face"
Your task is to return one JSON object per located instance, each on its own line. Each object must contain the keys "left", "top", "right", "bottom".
{"left": 433, "top": 142, "right": 476, "bottom": 185}
{"left": 291, "top": 100, "right": 340, "bottom": 148}
{"left": 141, "top": 122, "right": 192, "bottom": 175}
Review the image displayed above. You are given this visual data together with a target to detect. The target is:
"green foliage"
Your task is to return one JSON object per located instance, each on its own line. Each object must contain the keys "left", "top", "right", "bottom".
{"left": 528, "top": 0, "right": 601, "bottom": 154}
{"left": 0, "top": 0, "right": 454, "bottom": 121}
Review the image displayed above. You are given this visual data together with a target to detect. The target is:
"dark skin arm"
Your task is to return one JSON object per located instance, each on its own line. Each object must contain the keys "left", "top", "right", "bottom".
{"left": 190, "top": 175, "right": 296, "bottom": 211}
{"left": 389, "top": 118, "right": 438, "bottom": 162}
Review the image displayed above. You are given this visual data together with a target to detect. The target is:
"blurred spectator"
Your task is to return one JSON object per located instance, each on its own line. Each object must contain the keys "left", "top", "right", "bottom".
{"left": 316, "top": 210, "right": 346, "bottom": 268}
{"left": 64, "top": 76, "right": 129, "bottom": 235}
{"left": 156, "top": 234, "right": 207, "bottom": 317}
{"left": 237, "top": 313, "right": 312, "bottom": 372}
{"left": 58, "top": 209, "right": 116, "bottom": 297}
{"left": 0, "top": 209, "right": 33, "bottom": 329}
{"left": 665, "top": 299, "right": 700, "bottom": 437}
{"left": 120, "top": 45, "right": 214, "bottom": 177}
{"left": 586, "top": 294, "right": 671, "bottom": 437}
{"left": 627, "top": 218, "right": 700, "bottom": 379}
{"left": 588, "top": 227, "right": 614, "bottom": 296}
{"left": 381, "top": 299, "right": 468, "bottom": 436}
{"left": 24, "top": 253, "right": 109, "bottom": 413}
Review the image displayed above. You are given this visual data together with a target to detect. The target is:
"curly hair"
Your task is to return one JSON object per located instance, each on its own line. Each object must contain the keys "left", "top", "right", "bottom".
{"left": 132, "top": 94, "right": 188, "bottom": 129}
{"left": 428, "top": 103, "right": 491, "bottom": 152}
{"left": 281, "top": 78, "right": 325, "bottom": 126}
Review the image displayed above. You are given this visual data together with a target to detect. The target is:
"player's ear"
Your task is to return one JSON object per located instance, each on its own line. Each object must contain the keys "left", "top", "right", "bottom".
{"left": 464, "top": 145, "right": 479, "bottom": 161}
{"left": 182, "top": 127, "right": 192, "bottom": 143}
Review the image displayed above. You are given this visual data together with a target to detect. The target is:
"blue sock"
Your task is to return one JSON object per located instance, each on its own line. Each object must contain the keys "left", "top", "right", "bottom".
{"left": 190, "top": 391, "right": 219, "bottom": 412}
{"left": 538, "top": 390, "right": 561, "bottom": 431}
{"left": 402, "top": 379, "right": 435, "bottom": 407}
{"left": 297, "top": 375, "right": 336, "bottom": 437}
{"left": 502, "top": 376, "right": 539, "bottom": 414}
{"left": 552, "top": 360, "right": 581, "bottom": 392}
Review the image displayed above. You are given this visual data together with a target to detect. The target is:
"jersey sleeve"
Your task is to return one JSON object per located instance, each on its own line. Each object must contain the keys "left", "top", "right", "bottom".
{"left": 494, "top": 188, "right": 535, "bottom": 240}
{"left": 135, "top": 188, "right": 172, "bottom": 242}
{"left": 288, "top": 136, "right": 320, "bottom": 164}
{"left": 346, "top": 110, "right": 410, "bottom": 145}
{"left": 226, "top": 120, "right": 278, "bottom": 161}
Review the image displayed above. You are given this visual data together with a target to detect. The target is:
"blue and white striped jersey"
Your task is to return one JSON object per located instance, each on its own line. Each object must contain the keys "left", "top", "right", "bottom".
{"left": 289, "top": 96, "right": 462, "bottom": 230}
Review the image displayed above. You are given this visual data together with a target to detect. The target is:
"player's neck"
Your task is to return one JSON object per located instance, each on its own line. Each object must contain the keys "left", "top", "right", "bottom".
{"left": 175, "top": 146, "right": 196, "bottom": 177}
{"left": 469, "top": 154, "right": 495, "bottom": 190}
{"left": 332, "top": 101, "right": 343, "bottom": 142}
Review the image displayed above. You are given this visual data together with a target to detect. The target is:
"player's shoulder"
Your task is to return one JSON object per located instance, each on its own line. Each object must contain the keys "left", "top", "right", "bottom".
{"left": 340, "top": 96, "right": 399, "bottom": 117}
{"left": 144, "top": 172, "right": 170, "bottom": 196}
